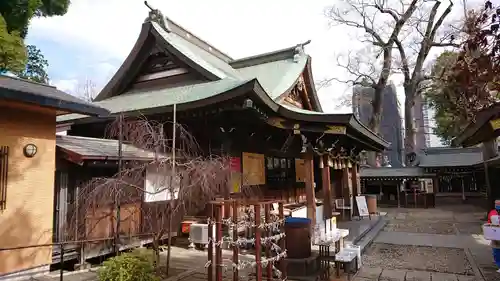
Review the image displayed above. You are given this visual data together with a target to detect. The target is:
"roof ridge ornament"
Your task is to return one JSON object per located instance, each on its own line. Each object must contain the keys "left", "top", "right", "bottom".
{"left": 144, "top": 1, "right": 171, "bottom": 32}
{"left": 293, "top": 40, "right": 310, "bottom": 63}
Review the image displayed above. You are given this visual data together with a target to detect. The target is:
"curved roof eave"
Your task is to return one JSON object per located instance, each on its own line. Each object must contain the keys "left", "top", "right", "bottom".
{"left": 275, "top": 105, "right": 389, "bottom": 150}
{"left": 304, "top": 56, "right": 323, "bottom": 112}
{"left": 57, "top": 79, "right": 277, "bottom": 125}
{"left": 452, "top": 102, "right": 500, "bottom": 147}
{"left": 94, "top": 23, "right": 153, "bottom": 102}
{"left": 94, "top": 21, "right": 229, "bottom": 103}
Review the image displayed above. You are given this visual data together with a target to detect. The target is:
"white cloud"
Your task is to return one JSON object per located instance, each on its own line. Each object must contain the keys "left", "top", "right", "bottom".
{"left": 52, "top": 78, "right": 78, "bottom": 93}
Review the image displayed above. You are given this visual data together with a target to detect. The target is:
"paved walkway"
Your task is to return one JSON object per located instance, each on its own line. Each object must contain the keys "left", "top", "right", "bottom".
{"left": 373, "top": 231, "right": 478, "bottom": 248}
{"left": 353, "top": 205, "right": 492, "bottom": 281}
{"left": 356, "top": 267, "right": 476, "bottom": 281}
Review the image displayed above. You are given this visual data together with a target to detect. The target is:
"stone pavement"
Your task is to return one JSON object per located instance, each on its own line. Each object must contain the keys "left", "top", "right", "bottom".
{"left": 356, "top": 267, "right": 477, "bottom": 281}
{"left": 352, "top": 205, "right": 492, "bottom": 281}
{"left": 373, "top": 231, "right": 478, "bottom": 248}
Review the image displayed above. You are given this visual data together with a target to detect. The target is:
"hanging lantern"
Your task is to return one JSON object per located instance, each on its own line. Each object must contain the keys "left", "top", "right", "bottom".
{"left": 319, "top": 159, "right": 324, "bottom": 169}
{"left": 334, "top": 159, "right": 339, "bottom": 170}
{"left": 347, "top": 159, "right": 352, "bottom": 168}
{"left": 341, "top": 158, "right": 346, "bottom": 169}
{"left": 328, "top": 156, "right": 333, "bottom": 167}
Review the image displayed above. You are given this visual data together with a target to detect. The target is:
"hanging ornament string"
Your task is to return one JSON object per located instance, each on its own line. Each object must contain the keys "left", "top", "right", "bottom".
{"left": 206, "top": 205, "right": 287, "bottom": 281}
{"left": 208, "top": 233, "right": 285, "bottom": 248}
{"left": 219, "top": 250, "right": 288, "bottom": 271}
{"left": 219, "top": 217, "right": 285, "bottom": 230}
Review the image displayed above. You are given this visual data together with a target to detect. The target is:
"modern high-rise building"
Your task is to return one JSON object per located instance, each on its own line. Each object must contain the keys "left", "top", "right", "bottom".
{"left": 352, "top": 83, "right": 404, "bottom": 167}
{"left": 413, "top": 95, "right": 430, "bottom": 151}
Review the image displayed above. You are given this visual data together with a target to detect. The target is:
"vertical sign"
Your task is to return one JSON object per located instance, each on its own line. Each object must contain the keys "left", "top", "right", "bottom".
{"left": 295, "top": 159, "right": 306, "bottom": 182}
{"left": 230, "top": 157, "right": 241, "bottom": 193}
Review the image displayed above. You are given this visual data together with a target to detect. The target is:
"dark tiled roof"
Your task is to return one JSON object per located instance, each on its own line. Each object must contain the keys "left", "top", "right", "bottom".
{"left": 418, "top": 147, "right": 483, "bottom": 167}
{"left": 56, "top": 135, "right": 164, "bottom": 161}
{"left": 360, "top": 167, "right": 429, "bottom": 178}
{"left": 0, "top": 76, "right": 109, "bottom": 116}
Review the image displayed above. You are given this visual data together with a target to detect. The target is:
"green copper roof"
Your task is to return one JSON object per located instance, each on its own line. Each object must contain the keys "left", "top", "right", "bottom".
{"left": 152, "top": 22, "right": 241, "bottom": 79}
{"left": 57, "top": 78, "right": 248, "bottom": 123}
{"left": 236, "top": 55, "right": 308, "bottom": 99}
{"left": 57, "top": 21, "right": 312, "bottom": 124}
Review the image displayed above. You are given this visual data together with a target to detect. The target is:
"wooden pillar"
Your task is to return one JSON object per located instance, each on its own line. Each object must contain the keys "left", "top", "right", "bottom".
{"left": 352, "top": 163, "right": 361, "bottom": 217}
{"left": 304, "top": 151, "right": 316, "bottom": 226}
{"left": 342, "top": 166, "right": 352, "bottom": 220}
{"left": 483, "top": 139, "right": 498, "bottom": 210}
{"left": 352, "top": 163, "right": 360, "bottom": 196}
{"left": 396, "top": 181, "right": 401, "bottom": 208}
{"left": 322, "top": 155, "right": 332, "bottom": 220}
{"left": 221, "top": 139, "right": 232, "bottom": 218}
{"left": 461, "top": 176, "right": 466, "bottom": 202}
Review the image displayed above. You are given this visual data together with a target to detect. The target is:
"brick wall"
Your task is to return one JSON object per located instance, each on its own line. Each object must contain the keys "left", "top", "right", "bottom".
{"left": 0, "top": 101, "right": 56, "bottom": 275}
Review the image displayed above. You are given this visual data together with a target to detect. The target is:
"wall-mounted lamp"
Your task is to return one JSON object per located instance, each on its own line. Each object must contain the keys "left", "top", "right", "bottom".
{"left": 23, "top": 143, "right": 37, "bottom": 158}
{"left": 243, "top": 99, "right": 253, "bottom": 109}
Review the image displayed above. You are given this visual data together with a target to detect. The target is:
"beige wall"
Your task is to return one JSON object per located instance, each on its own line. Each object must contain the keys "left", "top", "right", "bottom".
{"left": 0, "top": 101, "right": 56, "bottom": 275}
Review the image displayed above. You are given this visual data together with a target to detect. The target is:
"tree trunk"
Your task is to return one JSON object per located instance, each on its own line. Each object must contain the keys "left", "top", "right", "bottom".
{"left": 166, "top": 213, "right": 173, "bottom": 276}
{"left": 404, "top": 97, "right": 416, "bottom": 166}
{"left": 367, "top": 108, "right": 383, "bottom": 167}
{"left": 152, "top": 234, "right": 160, "bottom": 274}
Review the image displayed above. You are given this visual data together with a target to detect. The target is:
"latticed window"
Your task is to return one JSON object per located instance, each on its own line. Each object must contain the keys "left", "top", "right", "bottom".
{"left": 0, "top": 146, "right": 9, "bottom": 210}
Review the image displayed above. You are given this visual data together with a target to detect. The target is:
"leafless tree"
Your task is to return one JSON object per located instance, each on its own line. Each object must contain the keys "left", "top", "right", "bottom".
{"left": 75, "top": 78, "right": 98, "bottom": 102}
{"left": 66, "top": 116, "right": 232, "bottom": 276}
{"left": 324, "top": 0, "right": 461, "bottom": 163}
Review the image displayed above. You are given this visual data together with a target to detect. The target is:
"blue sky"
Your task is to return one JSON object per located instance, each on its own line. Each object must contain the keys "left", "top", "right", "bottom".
{"left": 26, "top": 32, "right": 120, "bottom": 92}
{"left": 24, "top": 0, "right": 480, "bottom": 146}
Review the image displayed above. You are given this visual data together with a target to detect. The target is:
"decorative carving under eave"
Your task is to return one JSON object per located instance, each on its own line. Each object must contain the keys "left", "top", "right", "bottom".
{"left": 284, "top": 76, "right": 312, "bottom": 109}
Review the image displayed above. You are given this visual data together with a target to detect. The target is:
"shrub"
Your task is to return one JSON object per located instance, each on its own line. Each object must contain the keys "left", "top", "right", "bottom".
{"left": 98, "top": 249, "right": 159, "bottom": 281}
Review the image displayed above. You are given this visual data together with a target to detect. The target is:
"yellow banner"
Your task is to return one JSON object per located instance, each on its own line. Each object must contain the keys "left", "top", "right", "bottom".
{"left": 490, "top": 118, "right": 500, "bottom": 130}
{"left": 242, "top": 152, "right": 266, "bottom": 186}
{"left": 295, "top": 158, "right": 306, "bottom": 182}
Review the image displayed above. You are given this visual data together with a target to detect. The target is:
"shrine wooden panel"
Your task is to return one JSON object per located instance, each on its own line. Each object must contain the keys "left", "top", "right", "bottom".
{"left": 242, "top": 152, "right": 266, "bottom": 186}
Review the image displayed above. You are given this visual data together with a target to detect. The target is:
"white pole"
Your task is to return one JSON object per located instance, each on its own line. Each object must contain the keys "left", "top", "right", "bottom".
{"left": 172, "top": 103, "right": 176, "bottom": 189}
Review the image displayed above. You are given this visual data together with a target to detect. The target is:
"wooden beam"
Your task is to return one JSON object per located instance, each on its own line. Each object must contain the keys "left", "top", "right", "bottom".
{"left": 304, "top": 151, "right": 316, "bottom": 226}
{"left": 342, "top": 167, "right": 352, "bottom": 220}
{"left": 322, "top": 155, "right": 332, "bottom": 220}
{"left": 136, "top": 67, "right": 189, "bottom": 82}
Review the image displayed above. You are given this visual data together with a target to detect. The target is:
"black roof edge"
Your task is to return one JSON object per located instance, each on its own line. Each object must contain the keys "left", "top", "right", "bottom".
{"left": 0, "top": 87, "right": 109, "bottom": 117}
{"left": 94, "top": 22, "right": 153, "bottom": 102}
{"left": 348, "top": 115, "right": 389, "bottom": 149}
{"left": 452, "top": 103, "right": 500, "bottom": 147}
{"left": 57, "top": 79, "right": 263, "bottom": 125}
{"left": 275, "top": 105, "right": 388, "bottom": 151}
{"left": 58, "top": 77, "right": 386, "bottom": 151}
{"left": 304, "top": 56, "right": 323, "bottom": 112}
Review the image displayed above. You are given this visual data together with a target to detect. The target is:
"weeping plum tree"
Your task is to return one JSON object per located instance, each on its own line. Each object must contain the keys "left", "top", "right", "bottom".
{"left": 67, "top": 116, "right": 231, "bottom": 276}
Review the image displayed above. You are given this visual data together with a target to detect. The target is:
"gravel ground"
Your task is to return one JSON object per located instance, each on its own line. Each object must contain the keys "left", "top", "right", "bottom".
{"left": 362, "top": 243, "right": 474, "bottom": 276}
{"left": 383, "top": 219, "right": 457, "bottom": 235}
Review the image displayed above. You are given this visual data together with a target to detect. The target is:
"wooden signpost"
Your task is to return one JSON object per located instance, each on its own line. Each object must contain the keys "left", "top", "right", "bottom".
{"left": 355, "top": 196, "right": 369, "bottom": 219}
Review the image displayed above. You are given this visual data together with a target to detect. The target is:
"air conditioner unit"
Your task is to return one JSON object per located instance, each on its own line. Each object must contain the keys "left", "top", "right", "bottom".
{"left": 189, "top": 223, "right": 215, "bottom": 245}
